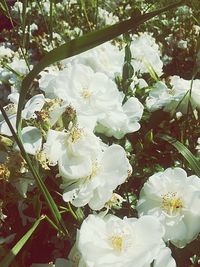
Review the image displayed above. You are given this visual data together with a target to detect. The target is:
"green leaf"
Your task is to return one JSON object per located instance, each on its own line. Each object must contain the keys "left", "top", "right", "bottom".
{"left": 159, "top": 134, "right": 200, "bottom": 177}
{"left": 0, "top": 217, "right": 43, "bottom": 267}
{"left": 16, "top": 0, "right": 184, "bottom": 133}
{"left": 0, "top": 1, "right": 7, "bottom": 13}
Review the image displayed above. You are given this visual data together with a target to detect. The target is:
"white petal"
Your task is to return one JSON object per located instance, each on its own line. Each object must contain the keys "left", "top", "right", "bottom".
{"left": 22, "top": 94, "right": 45, "bottom": 119}
{"left": 8, "top": 92, "right": 19, "bottom": 104}
{"left": 153, "top": 247, "right": 176, "bottom": 267}
{"left": 0, "top": 114, "right": 16, "bottom": 136}
{"left": 101, "top": 144, "right": 131, "bottom": 188}
{"left": 44, "top": 130, "right": 66, "bottom": 165}
{"left": 59, "top": 153, "right": 92, "bottom": 180}
{"left": 15, "top": 126, "right": 42, "bottom": 155}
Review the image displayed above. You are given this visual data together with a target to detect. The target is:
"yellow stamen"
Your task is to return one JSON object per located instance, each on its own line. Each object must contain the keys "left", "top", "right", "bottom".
{"left": 162, "top": 192, "right": 183, "bottom": 215}
{"left": 81, "top": 89, "right": 92, "bottom": 99}
{"left": 85, "top": 162, "right": 100, "bottom": 181}
{"left": 109, "top": 236, "right": 123, "bottom": 252}
{"left": 68, "top": 126, "right": 83, "bottom": 143}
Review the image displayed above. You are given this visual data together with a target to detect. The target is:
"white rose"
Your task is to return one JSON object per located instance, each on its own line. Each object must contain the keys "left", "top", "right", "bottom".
{"left": 62, "top": 144, "right": 132, "bottom": 210}
{"left": 77, "top": 214, "right": 176, "bottom": 267}
{"left": 137, "top": 167, "right": 200, "bottom": 247}
{"left": 62, "top": 42, "right": 124, "bottom": 79}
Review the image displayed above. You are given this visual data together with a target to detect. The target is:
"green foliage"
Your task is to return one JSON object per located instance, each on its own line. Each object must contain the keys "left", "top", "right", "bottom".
{"left": 159, "top": 134, "right": 200, "bottom": 177}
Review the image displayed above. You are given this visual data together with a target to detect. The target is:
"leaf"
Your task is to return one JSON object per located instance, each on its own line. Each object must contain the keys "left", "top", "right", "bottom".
{"left": 0, "top": 217, "right": 43, "bottom": 267}
{"left": 158, "top": 134, "right": 200, "bottom": 177}
{"left": 16, "top": 0, "right": 184, "bottom": 132}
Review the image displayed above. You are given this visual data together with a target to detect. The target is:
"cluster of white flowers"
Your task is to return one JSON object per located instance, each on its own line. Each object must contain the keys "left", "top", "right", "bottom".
{"left": 40, "top": 43, "right": 144, "bottom": 139}
{"left": 30, "top": 166, "right": 200, "bottom": 267}
{"left": 36, "top": 44, "right": 142, "bottom": 209}
{"left": 2, "top": 20, "right": 200, "bottom": 266}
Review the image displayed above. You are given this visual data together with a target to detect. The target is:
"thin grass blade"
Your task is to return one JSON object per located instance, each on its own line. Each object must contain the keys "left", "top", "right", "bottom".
{"left": 159, "top": 134, "right": 200, "bottom": 177}
{"left": 0, "top": 216, "right": 43, "bottom": 267}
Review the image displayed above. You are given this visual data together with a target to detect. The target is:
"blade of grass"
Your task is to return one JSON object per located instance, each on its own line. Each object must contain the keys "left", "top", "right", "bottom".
{"left": 0, "top": 104, "right": 68, "bottom": 237}
{"left": 16, "top": 0, "right": 185, "bottom": 133}
{"left": 0, "top": 216, "right": 44, "bottom": 267}
{"left": 80, "top": 0, "right": 92, "bottom": 30}
{"left": 158, "top": 134, "right": 200, "bottom": 177}
{"left": 0, "top": 214, "right": 61, "bottom": 267}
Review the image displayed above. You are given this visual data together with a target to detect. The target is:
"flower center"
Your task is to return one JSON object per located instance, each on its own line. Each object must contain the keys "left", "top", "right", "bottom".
{"left": 68, "top": 126, "right": 83, "bottom": 143}
{"left": 109, "top": 235, "right": 123, "bottom": 252}
{"left": 85, "top": 162, "right": 100, "bottom": 181}
{"left": 81, "top": 89, "right": 92, "bottom": 99}
{"left": 161, "top": 192, "right": 183, "bottom": 215}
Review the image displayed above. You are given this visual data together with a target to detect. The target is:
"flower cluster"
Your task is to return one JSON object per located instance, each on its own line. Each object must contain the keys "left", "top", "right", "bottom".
{"left": 1, "top": 3, "right": 200, "bottom": 265}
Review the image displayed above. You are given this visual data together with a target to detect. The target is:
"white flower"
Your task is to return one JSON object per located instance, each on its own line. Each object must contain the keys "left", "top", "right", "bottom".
{"left": 62, "top": 42, "right": 124, "bottom": 79}
{"left": 95, "top": 97, "right": 144, "bottom": 139}
{"left": 62, "top": 64, "right": 122, "bottom": 118}
{"left": 130, "top": 32, "right": 163, "bottom": 77}
{"left": 77, "top": 214, "right": 176, "bottom": 267}
{"left": 0, "top": 46, "right": 14, "bottom": 59}
{"left": 12, "top": 1, "right": 23, "bottom": 13}
{"left": 146, "top": 81, "right": 177, "bottom": 112}
{"left": 38, "top": 67, "right": 60, "bottom": 99}
{"left": 146, "top": 76, "right": 200, "bottom": 113}
{"left": 136, "top": 167, "right": 200, "bottom": 248}
{"left": 44, "top": 124, "right": 103, "bottom": 177}
{"left": 44, "top": 119, "right": 131, "bottom": 210}
{"left": 40, "top": 63, "right": 122, "bottom": 116}
{"left": 177, "top": 40, "right": 187, "bottom": 49}
{"left": 62, "top": 144, "right": 132, "bottom": 210}
{"left": 30, "top": 23, "right": 38, "bottom": 33}
{"left": 171, "top": 76, "right": 200, "bottom": 111}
